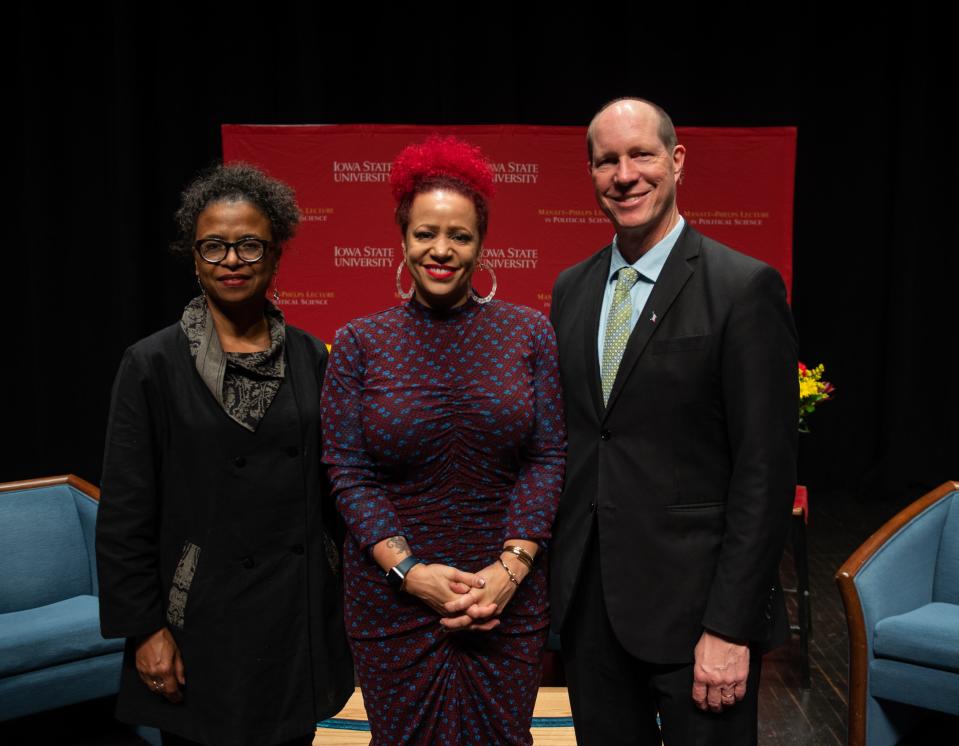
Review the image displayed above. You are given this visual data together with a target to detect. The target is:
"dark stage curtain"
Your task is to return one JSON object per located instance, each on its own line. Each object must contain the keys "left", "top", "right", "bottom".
{"left": 12, "top": 6, "right": 955, "bottom": 505}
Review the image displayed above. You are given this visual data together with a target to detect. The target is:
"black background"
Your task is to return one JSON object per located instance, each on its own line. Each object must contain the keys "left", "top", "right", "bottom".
{"left": 12, "top": 5, "right": 956, "bottom": 504}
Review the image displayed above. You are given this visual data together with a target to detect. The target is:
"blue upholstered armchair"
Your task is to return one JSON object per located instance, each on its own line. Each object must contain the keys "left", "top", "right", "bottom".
{"left": 836, "top": 480, "right": 959, "bottom": 745}
{"left": 0, "top": 475, "right": 124, "bottom": 720}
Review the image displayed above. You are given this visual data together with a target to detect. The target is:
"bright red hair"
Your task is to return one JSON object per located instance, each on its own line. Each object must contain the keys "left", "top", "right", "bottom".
{"left": 390, "top": 135, "right": 495, "bottom": 203}
{"left": 390, "top": 136, "right": 496, "bottom": 241}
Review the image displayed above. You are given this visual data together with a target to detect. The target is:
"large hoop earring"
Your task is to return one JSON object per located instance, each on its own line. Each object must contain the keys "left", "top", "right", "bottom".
{"left": 395, "top": 262, "right": 414, "bottom": 300}
{"left": 196, "top": 274, "right": 206, "bottom": 298}
{"left": 469, "top": 263, "right": 497, "bottom": 305}
{"left": 272, "top": 272, "right": 280, "bottom": 303}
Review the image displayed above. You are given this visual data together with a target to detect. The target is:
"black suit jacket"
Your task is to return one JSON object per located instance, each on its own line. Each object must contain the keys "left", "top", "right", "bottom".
{"left": 549, "top": 224, "right": 798, "bottom": 664}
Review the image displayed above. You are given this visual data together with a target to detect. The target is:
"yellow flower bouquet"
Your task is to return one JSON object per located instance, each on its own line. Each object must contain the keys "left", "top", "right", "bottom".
{"left": 798, "top": 362, "right": 833, "bottom": 433}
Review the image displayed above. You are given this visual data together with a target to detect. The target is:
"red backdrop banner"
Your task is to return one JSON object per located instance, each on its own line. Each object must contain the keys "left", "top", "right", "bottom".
{"left": 222, "top": 125, "right": 795, "bottom": 341}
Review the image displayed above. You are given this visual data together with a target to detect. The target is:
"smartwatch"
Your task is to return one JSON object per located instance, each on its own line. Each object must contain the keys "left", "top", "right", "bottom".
{"left": 386, "top": 556, "right": 424, "bottom": 591}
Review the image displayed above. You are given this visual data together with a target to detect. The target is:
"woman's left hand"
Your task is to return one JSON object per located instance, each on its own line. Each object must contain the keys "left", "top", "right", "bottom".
{"left": 440, "top": 556, "right": 528, "bottom": 631}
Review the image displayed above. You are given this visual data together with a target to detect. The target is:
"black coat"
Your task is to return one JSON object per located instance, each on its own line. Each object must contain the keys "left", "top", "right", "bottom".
{"left": 96, "top": 322, "right": 353, "bottom": 746}
{"left": 549, "top": 225, "right": 798, "bottom": 664}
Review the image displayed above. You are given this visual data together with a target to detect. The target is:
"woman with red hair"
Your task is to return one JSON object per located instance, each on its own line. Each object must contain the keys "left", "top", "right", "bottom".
{"left": 321, "top": 136, "right": 566, "bottom": 744}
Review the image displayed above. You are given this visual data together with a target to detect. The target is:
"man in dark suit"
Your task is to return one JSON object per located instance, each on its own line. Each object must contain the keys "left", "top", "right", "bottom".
{"left": 550, "top": 97, "right": 798, "bottom": 745}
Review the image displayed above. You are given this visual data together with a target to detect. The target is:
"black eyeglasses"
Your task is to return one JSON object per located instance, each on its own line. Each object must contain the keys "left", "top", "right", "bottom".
{"left": 194, "top": 238, "right": 272, "bottom": 264}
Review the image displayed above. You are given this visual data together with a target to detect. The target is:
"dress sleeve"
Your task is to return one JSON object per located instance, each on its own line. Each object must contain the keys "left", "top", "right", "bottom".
{"left": 505, "top": 312, "right": 567, "bottom": 542}
{"left": 321, "top": 323, "right": 405, "bottom": 551}
{"left": 96, "top": 348, "right": 166, "bottom": 639}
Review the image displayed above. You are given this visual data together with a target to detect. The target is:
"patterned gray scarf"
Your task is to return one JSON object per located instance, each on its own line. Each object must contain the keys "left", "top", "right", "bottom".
{"left": 180, "top": 295, "right": 286, "bottom": 432}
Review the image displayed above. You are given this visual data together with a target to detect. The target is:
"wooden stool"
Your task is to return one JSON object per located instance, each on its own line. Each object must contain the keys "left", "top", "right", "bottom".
{"left": 786, "top": 485, "right": 811, "bottom": 689}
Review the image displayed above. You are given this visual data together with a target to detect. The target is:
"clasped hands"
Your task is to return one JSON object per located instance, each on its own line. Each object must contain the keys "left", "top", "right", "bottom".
{"left": 403, "top": 558, "right": 526, "bottom": 631}
{"left": 373, "top": 536, "right": 535, "bottom": 632}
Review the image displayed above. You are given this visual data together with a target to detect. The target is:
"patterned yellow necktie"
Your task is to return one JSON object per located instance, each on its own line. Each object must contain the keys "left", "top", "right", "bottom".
{"left": 601, "top": 267, "right": 640, "bottom": 405}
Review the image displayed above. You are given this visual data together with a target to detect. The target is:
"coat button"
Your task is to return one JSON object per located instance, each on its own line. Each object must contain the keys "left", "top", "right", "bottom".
{"left": 286, "top": 446, "right": 299, "bottom": 458}
{"left": 241, "top": 555, "right": 255, "bottom": 569}
{"left": 600, "top": 430, "right": 611, "bottom": 441}
{"left": 290, "top": 544, "right": 305, "bottom": 555}
{"left": 233, "top": 456, "right": 246, "bottom": 468}
{"left": 589, "top": 501, "right": 596, "bottom": 512}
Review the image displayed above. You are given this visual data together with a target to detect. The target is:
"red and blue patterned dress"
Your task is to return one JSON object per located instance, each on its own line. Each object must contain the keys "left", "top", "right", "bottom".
{"left": 321, "top": 297, "right": 566, "bottom": 745}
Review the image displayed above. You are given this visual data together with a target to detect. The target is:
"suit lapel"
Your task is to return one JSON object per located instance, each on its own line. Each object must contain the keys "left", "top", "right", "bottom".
{"left": 603, "top": 226, "right": 700, "bottom": 419}
{"left": 582, "top": 246, "right": 612, "bottom": 422}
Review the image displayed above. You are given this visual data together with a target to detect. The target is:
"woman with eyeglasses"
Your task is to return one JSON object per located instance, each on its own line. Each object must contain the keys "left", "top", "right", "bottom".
{"left": 96, "top": 163, "right": 353, "bottom": 746}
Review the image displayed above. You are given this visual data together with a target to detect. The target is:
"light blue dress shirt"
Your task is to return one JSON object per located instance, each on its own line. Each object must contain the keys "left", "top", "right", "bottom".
{"left": 597, "top": 217, "right": 686, "bottom": 363}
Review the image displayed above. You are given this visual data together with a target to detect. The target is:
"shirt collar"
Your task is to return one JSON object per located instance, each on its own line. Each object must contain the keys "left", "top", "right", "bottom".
{"left": 608, "top": 216, "right": 685, "bottom": 285}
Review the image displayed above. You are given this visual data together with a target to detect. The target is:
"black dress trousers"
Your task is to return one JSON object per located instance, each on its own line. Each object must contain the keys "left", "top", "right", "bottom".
{"left": 561, "top": 521, "right": 762, "bottom": 746}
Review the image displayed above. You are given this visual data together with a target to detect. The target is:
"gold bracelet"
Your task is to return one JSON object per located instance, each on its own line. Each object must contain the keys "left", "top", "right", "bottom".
{"left": 499, "top": 558, "right": 519, "bottom": 586}
{"left": 502, "top": 545, "right": 535, "bottom": 569}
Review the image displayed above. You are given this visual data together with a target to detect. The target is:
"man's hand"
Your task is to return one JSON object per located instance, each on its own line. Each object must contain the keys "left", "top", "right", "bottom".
{"left": 135, "top": 627, "right": 186, "bottom": 703}
{"left": 691, "top": 630, "right": 749, "bottom": 712}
